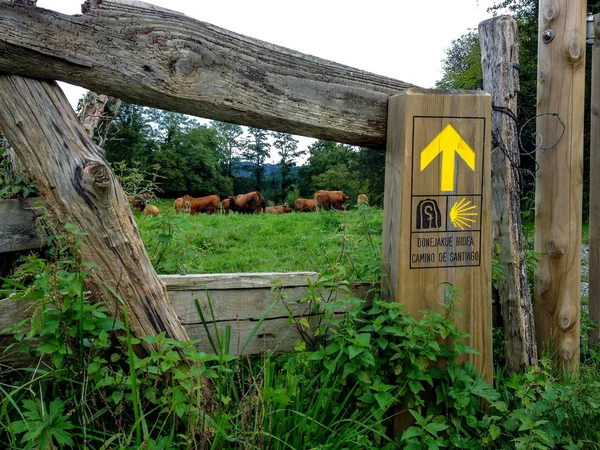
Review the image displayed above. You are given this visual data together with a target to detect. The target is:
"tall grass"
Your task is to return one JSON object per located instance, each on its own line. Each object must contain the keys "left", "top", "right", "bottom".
{"left": 137, "top": 200, "right": 383, "bottom": 282}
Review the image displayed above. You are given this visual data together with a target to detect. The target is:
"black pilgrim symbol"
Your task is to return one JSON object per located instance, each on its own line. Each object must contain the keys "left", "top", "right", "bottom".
{"left": 416, "top": 199, "right": 442, "bottom": 230}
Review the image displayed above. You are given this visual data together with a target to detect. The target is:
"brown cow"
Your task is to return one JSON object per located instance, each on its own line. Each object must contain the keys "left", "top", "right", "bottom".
{"left": 357, "top": 193, "right": 369, "bottom": 205}
{"left": 265, "top": 203, "right": 293, "bottom": 214}
{"left": 128, "top": 195, "right": 146, "bottom": 211}
{"left": 142, "top": 205, "right": 160, "bottom": 216}
{"left": 222, "top": 198, "right": 230, "bottom": 215}
{"left": 184, "top": 194, "right": 220, "bottom": 215}
{"left": 313, "top": 190, "right": 349, "bottom": 211}
{"left": 295, "top": 198, "right": 316, "bottom": 213}
{"left": 174, "top": 197, "right": 186, "bottom": 214}
{"left": 228, "top": 191, "right": 266, "bottom": 214}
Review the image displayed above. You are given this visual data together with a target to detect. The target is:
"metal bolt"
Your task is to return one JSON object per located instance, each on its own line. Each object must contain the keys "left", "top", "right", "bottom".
{"left": 542, "top": 29, "right": 555, "bottom": 44}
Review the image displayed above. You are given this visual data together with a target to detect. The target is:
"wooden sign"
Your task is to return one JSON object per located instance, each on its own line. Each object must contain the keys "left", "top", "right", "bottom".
{"left": 383, "top": 88, "right": 492, "bottom": 382}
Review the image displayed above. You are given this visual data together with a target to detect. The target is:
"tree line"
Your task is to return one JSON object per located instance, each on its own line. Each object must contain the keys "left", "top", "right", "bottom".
{"left": 103, "top": 104, "right": 386, "bottom": 206}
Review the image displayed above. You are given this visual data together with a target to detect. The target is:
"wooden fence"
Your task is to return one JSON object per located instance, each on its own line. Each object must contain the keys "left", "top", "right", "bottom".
{"left": 0, "top": 270, "right": 374, "bottom": 365}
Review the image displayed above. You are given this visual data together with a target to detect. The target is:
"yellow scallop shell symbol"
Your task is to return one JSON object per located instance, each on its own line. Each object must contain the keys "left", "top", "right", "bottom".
{"left": 449, "top": 198, "right": 478, "bottom": 230}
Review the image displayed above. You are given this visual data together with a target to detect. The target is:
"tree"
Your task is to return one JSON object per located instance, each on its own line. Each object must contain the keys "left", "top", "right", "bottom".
{"left": 436, "top": 31, "right": 483, "bottom": 90}
{"left": 298, "top": 140, "right": 358, "bottom": 196}
{"left": 104, "top": 103, "right": 156, "bottom": 167}
{"left": 355, "top": 147, "right": 386, "bottom": 206}
{"left": 272, "top": 132, "right": 305, "bottom": 203}
{"left": 311, "top": 163, "right": 361, "bottom": 203}
{"left": 243, "top": 127, "right": 270, "bottom": 192}
{"left": 211, "top": 120, "right": 244, "bottom": 178}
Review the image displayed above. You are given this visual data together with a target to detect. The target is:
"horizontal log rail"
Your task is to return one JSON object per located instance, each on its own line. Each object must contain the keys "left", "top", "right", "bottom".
{"left": 0, "top": 272, "right": 375, "bottom": 363}
{"left": 0, "top": 0, "right": 417, "bottom": 149}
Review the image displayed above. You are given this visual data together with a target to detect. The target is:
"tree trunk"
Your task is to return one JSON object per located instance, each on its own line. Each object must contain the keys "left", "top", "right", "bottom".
{"left": 479, "top": 16, "right": 537, "bottom": 372}
{"left": 0, "top": 76, "right": 190, "bottom": 349}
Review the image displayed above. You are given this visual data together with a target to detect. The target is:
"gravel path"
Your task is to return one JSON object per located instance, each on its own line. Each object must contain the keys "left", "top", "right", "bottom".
{"left": 582, "top": 244, "right": 589, "bottom": 300}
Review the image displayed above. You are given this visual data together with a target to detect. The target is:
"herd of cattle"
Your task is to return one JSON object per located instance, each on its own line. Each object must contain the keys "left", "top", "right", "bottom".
{"left": 131, "top": 190, "right": 369, "bottom": 216}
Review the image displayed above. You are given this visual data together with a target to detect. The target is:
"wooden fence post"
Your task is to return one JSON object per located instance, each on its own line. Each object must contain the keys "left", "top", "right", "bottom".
{"left": 0, "top": 76, "right": 190, "bottom": 350}
{"left": 382, "top": 88, "right": 493, "bottom": 378}
{"left": 534, "top": 0, "right": 586, "bottom": 371}
{"left": 479, "top": 16, "right": 537, "bottom": 372}
{"left": 588, "top": 13, "right": 600, "bottom": 348}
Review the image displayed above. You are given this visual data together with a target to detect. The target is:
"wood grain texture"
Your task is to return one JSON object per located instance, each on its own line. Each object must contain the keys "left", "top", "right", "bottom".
{"left": 0, "top": 197, "right": 46, "bottom": 252}
{"left": 588, "top": 13, "right": 600, "bottom": 347}
{"left": 383, "top": 88, "right": 493, "bottom": 382}
{"left": 479, "top": 16, "right": 537, "bottom": 373}
{"left": 0, "top": 274, "right": 375, "bottom": 360}
{"left": 534, "top": 0, "right": 585, "bottom": 371}
{"left": 0, "top": 76, "right": 190, "bottom": 350}
{"left": 0, "top": 0, "right": 416, "bottom": 149}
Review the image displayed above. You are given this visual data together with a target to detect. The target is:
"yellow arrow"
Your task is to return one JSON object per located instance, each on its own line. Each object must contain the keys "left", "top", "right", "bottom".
{"left": 420, "top": 124, "right": 476, "bottom": 191}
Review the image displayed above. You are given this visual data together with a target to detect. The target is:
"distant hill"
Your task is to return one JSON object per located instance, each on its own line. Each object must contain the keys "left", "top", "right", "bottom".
{"left": 232, "top": 161, "right": 301, "bottom": 179}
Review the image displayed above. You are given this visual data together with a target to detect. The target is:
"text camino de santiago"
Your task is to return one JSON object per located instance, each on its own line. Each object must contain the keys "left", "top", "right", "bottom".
{"left": 412, "top": 235, "right": 478, "bottom": 264}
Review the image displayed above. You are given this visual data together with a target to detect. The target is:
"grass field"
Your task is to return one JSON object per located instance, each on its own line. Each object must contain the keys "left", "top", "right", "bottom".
{"left": 136, "top": 199, "right": 384, "bottom": 282}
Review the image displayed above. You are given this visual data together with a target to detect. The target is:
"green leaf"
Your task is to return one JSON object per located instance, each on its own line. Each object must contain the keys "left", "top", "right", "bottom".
{"left": 348, "top": 345, "right": 362, "bottom": 360}
{"left": 401, "top": 426, "right": 423, "bottom": 441}
{"left": 425, "top": 422, "right": 449, "bottom": 435}
{"left": 409, "top": 380, "right": 424, "bottom": 394}
{"left": 489, "top": 424, "right": 501, "bottom": 440}
{"left": 374, "top": 391, "right": 394, "bottom": 409}
{"left": 324, "top": 359, "right": 336, "bottom": 373}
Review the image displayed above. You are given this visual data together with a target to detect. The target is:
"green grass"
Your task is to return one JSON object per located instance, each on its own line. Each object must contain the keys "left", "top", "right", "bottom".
{"left": 136, "top": 199, "right": 383, "bottom": 281}
{"left": 582, "top": 221, "right": 590, "bottom": 245}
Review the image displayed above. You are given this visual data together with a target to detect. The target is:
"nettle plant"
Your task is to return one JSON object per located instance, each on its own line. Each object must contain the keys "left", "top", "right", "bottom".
{"left": 0, "top": 227, "right": 221, "bottom": 449}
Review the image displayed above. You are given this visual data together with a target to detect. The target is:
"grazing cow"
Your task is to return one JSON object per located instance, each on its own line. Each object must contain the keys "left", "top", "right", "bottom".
{"left": 128, "top": 195, "right": 159, "bottom": 216}
{"left": 357, "top": 193, "right": 369, "bottom": 205}
{"left": 128, "top": 195, "right": 146, "bottom": 211}
{"left": 295, "top": 198, "right": 316, "bottom": 213}
{"left": 313, "top": 190, "right": 349, "bottom": 211}
{"left": 142, "top": 205, "right": 160, "bottom": 216}
{"left": 265, "top": 203, "right": 293, "bottom": 214}
{"left": 228, "top": 191, "right": 266, "bottom": 214}
{"left": 222, "top": 198, "right": 230, "bottom": 215}
{"left": 174, "top": 197, "right": 186, "bottom": 214}
{"left": 184, "top": 194, "right": 220, "bottom": 215}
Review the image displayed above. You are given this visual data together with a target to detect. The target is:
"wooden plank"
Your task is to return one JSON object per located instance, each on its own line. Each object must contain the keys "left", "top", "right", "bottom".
{"left": 479, "top": 16, "right": 537, "bottom": 373}
{"left": 0, "top": 197, "right": 46, "bottom": 253}
{"left": 161, "top": 272, "right": 318, "bottom": 290}
{"left": 0, "top": 275, "right": 375, "bottom": 361}
{"left": 588, "top": 13, "right": 600, "bottom": 348}
{"left": 383, "top": 88, "right": 492, "bottom": 382}
{"left": 0, "top": 0, "right": 415, "bottom": 150}
{"left": 534, "top": 0, "right": 586, "bottom": 371}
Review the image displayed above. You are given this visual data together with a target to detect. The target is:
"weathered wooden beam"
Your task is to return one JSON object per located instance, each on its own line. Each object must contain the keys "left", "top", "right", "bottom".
{"left": 588, "top": 13, "right": 600, "bottom": 348}
{"left": 534, "top": 0, "right": 586, "bottom": 371}
{"left": 0, "top": 75, "right": 189, "bottom": 349}
{"left": 479, "top": 16, "right": 537, "bottom": 373}
{"left": 0, "top": 0, "right": 416, "bottom": 150}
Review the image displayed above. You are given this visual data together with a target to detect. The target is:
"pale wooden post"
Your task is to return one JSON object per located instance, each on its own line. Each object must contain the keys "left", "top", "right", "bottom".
{"left": 383, "top": 88, "right": 493, "bottom": 380}
{"left": 534, "top": 0, "right": 586, "bottom": 371}
{"left": 588, "top": 13, "right": 600, "bottom": 348}
{"left": 479, "top": 16, "right": 537, "bottom": 372}
{"left": 0, "top": 76, "right": 190, "bottom": 349}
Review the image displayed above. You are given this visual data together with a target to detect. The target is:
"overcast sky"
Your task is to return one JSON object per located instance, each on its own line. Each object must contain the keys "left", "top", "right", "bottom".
{"left": 36, "top": 0, "right": 501, "bottom": 159}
